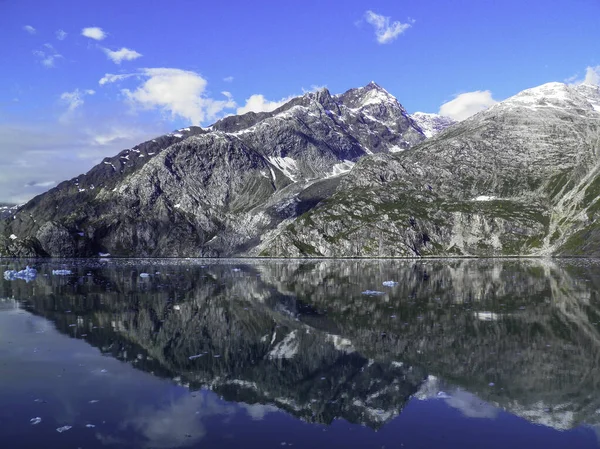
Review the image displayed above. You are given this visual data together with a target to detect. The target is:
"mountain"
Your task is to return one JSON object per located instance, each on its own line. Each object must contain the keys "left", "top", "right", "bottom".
{"left": 409, "top": 112, "right": 456, "bottom": 138}
{"left": 1, "top": 81, "right": 600, "bottom": 257}
{"left": 0, "top": 82, "right": 428, "bottom": 257}
{"left": 256, "top": 82, "right": 600, "bottom": 257}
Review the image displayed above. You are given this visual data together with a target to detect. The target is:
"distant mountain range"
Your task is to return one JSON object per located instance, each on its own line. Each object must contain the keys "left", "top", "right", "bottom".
{"left": 1, "top": 81, "right": 599, "bottom": 257}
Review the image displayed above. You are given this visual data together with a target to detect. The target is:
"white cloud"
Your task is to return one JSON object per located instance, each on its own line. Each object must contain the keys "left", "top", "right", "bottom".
{"left": 566, "top": 66, "right": 600, "bottom": 86}
{"left": 364, "top": 10, "right": 412, "bottom": 44}
{"left": 583, "top": 66, "right": 600, "bottom": 86}
{"left": 60, "top": 88, "right": 95, "bottom": 123}
{"left": 118, "top": 68, "right": 236, "bottom": 125}
{"left": 23, "top": 25, "right": 36, "bottom": 34}
{"left": 33, "top": 44, "right": 63, "bottom": 68}
{"left": 99, "top": 73, "right": 136, "bottom": 85}
{"left": 236, "top": 94, "right": 290, "bottom": 115}
{"left": 444, "top": 391, "right": 499, "bottom": 419}
{"left": 239, "top": 403, "right": 279, "bottom": 420}
{"left": 124, "top": 393, "right": 235, "bottom": 448}
{"left": 439, "top": 90, "right": 498, "bottom": 121}
{"left": 55, "top": 29, "right": 67, "bottom": 40}
{"left": 223, "top": 76, "right": 234, "bottom": 82}
{"left": 81, "top": 27, "right": 106, "bottom": 40}
{"left": 102, "top": 47, "right": 142, "bottom": 64}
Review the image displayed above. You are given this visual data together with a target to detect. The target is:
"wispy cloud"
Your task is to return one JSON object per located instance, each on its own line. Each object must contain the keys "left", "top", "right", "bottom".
{"left": 583, "top": 66, "right": 600, "bottom": 85}
{"left": 223, "top": 76, "right": 234, "bottom": 82}
{"left": 301, "top": 84, "right": 327, "bottom": 94}
{"left": 33, "top": 43, "right": 63, "bottom": 68}
{"left": 81, "top": 27, "right": 106, "bottom": 41}
{"left": 25, "top": 180, "right": 56, "bottom": 188}
{"left": 439, "top": 90, "right": 498, "bottom": 121}
{"left": 23, "top": 25, "right": 36, "bottom": 34}
{"left": 60, "top": 88, "right": 95, "bottom": 123}
{"left": 364, "top": 10, "right": 412, "bottom": 44}
{"left": 565, "top": 66, "right": 599, "bottom": 86}
{"left": 101, "top": 68, "right": 236, "bottom": 125}
{"left": 0, "top": 120, "right": 166, "bottom": 203}
{"left": 99, "top": 73, "right": 136, "bottom": 85}
{"left": 55, "top": 29, "right": 67, "bottom": 40}
{"left": 102, "top": 47, "right": 142, "bottom": 64}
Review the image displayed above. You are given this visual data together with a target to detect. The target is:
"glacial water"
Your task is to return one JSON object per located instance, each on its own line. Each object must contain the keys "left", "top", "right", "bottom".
{"left": 1, "top": 258, "right": 600, "bottom": 448}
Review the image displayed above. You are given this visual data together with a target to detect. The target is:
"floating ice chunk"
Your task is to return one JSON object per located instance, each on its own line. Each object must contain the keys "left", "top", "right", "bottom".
{"left": 30, "top": 417, "right": 42, "bottom": 425}
{"left": 139, "top": 273, "right": 150, "bottom": 278}
{"left": 52, "top": 269, "right": 72, "bottom": 276}
{"left": 474, "top": 311, "right": 499, "bottom": 321}
{"left": 382, "top": 281, "right": 398, "bottom": 287}
{"left": 56, "top": 425, "right": 72, "bottom": 433}
{"left": 89, "top": 400, "right": 99, "bottom": 404}
{"left": 9, "top": 234, "right": 17, "bottom": 240}
{"left": 4, "top": 266, "right": 37, "bottom": 282}
{"left": 488, "top": 382, "right": 495, "bottom": 387}
{"left": 362, "top": 290, "right": 385, "bottom": 296}
{"left": 472, "top": 195, "right": 497, "bottom": 202}
{"left": 173, "top": 305, "right": 181, "bottom": 311}
{"left": 98, "top": 252, "right": 111, "bottom": 257}
{"left": 85, "top": 424, "right": 96, "bottom": 428}
{"left": 188, "top": 354, "right": 204, "bottom": 360}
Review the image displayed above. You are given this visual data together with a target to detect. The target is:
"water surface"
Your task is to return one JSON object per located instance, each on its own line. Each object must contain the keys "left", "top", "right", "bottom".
{"left": 1, "top": 258, "right": 600, "bottom": 448}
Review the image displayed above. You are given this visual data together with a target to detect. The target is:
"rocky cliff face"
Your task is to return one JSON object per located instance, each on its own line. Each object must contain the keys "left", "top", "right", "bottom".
{"left": 257, "top": 82, "right": 600, "bottom": 257}
{"left": 1, "top": 81, "right": 599, "bottom": 257}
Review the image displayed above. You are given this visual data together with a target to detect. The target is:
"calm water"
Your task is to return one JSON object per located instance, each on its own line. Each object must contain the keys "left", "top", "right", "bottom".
{"left": 1, "top": 258, "right": 600, "bottom": 449}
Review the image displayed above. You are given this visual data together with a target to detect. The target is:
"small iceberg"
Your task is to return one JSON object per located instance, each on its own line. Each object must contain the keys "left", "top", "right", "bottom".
{"left": 30, "top": 417, "right": 42, "bottom": 425}
{"left": 56, "top": 425, "right": 72, "bottom": 433}
{"left": 52, "top": 269, "right": 72, "bottom": 276}
{"left": 139, "top": 273, "right": 150, "bottom": 278}
{"left": 362, "top": 290, "right": 385, "bottom": 296}
{"left": 4, "top": 266, "right": 37, "bottom": 282}
{"left": 382, "top": 281, "right": 398, "bottom": 287}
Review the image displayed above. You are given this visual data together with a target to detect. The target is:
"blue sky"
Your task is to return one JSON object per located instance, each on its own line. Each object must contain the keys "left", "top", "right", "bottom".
{"left": 0, "top": 0, "right": 599, "bottom": 202}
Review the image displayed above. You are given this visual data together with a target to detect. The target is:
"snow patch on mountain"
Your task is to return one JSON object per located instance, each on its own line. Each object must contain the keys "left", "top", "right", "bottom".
{"left": 328, "top": 160, "right": 356, "bottom": 177}
{"left": 268, "top": 156, "right": 299, "bottom": 182}
{"left": 410, "top": 112, "right": 457, "bottom": 138}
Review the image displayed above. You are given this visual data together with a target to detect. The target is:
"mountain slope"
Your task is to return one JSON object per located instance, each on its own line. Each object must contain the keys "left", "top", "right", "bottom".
{"left": 0, "top": 83, "right": 428, "bottom": 257}
{"left": 256, "top": 82, "right": 600, "bottom": 257}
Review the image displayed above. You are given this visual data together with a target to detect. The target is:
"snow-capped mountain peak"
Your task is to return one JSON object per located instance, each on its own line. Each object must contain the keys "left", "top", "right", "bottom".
{"left": 499, "top": 82, "right": 600, "bottom": 113}
{"left": 335, "top": 81, "right": 402, "bottom": 112}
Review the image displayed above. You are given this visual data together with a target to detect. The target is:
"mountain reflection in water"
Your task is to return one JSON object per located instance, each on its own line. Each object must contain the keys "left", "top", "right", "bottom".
{"left": 1, "top": 258, "right": 600, "bottom": 448}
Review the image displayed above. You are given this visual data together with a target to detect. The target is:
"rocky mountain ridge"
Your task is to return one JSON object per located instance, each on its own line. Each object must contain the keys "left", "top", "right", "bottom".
{"left": 1, "top": 81, "right": 599, "bottom": 257}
